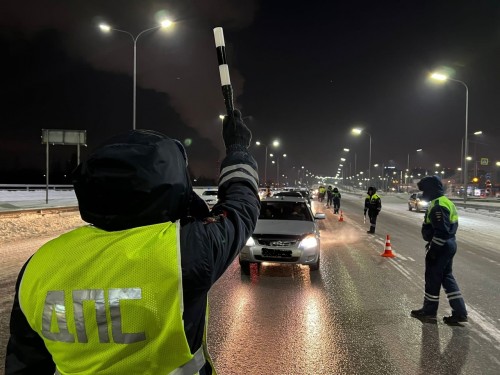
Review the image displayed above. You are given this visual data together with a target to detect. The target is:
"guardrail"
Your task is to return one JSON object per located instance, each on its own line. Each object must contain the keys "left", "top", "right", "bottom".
{"left": 0, "top": 184, "right": 74, "bottom": 191}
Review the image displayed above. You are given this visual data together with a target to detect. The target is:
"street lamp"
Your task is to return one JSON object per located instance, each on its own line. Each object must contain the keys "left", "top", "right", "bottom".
{"left": 255, "top": 139, "right": 280, "bottom": 184}
{"left": 430, "top": 72, "right": 469, "bottom": 204}
{"left": 352, "top": 128, "right": 372, "bottom": 184}
{"left": 99, "top": 19, "right": 173, "bottom": 130}
{"left": 407, "top": 148, "right": 422, "bottom": 192}
{"left": 272, "top": 153, "right": 287, "bottom": 188}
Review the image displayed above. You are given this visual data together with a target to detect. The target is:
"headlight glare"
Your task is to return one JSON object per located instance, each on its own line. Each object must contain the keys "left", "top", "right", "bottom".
{"left": 246, "top": 237, "right": 255, "bottom": 246}
{"left": 299, "top": 235, "right": 318, "bottom": 249}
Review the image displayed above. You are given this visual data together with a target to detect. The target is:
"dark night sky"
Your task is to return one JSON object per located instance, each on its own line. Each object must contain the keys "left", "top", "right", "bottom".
{"left": 1, "top": 0, "right": 500, "bottom": 184}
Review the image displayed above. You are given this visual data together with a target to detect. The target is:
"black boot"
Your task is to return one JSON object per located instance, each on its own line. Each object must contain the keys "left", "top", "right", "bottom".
{"left": 443, "top": 314, "right": 468, "bottom": 325}
{"left": 411, "top": 308, "right": 437, "bottom": 322}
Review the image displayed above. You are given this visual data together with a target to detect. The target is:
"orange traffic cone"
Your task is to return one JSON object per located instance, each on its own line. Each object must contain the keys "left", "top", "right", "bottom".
{"left": 381, "top": 234, "right": 396, "bottom": 257}
{"left": 338, "top": 210, "right": 344, "bottom": 222}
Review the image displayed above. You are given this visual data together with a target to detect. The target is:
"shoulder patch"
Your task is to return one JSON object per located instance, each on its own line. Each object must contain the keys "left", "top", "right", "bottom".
{"left": 203, "top": 214, "right": 225, "bottom": 225}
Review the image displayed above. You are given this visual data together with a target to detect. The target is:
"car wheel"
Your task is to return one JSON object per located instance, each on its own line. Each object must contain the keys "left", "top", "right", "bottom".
{"left": 239, "top": 260, "right": 251, "bottom": 275}
{"left": 408, "top": 204, "right": 412, "bottom": 211}
{"left": 309, "top": 256, "right": 320, "bottom": 271}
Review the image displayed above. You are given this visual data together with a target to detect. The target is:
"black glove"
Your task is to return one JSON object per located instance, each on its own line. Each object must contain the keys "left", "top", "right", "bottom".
{"left": 222, "top": 109, "right": 252, "bottom": 150}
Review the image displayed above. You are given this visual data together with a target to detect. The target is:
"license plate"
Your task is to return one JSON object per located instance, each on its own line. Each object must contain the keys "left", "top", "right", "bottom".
{"left": 262, "top": 248, "right": 292, "bottom": 258}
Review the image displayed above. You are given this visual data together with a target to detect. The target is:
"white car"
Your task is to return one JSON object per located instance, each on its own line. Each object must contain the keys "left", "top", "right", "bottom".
{"left": 239, "top": 196, "right": 325, "bottom": 273}
{"left": 199, "top": 188, "right": 218, "bottom": 208}
{"left": 408, "top": 193, "right": 429, "bottom": 212}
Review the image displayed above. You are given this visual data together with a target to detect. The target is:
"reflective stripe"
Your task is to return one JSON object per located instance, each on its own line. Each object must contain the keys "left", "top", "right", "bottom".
{"left": 446, "top": 291, "right": 463, "bottom": 301}
{"left": 72, "top": 289, "right": 108, "bottom": 343}
{"left": 220, "top": 163, "right": 259, "bottom": 181}
{"left": 54, "top": 347, "right": 205, "bottom": 375}
{"left": 219, "top": 171, "right": 258, "bottom": 191}
{"left": 108, "top": 288, "right": 146, "bottom": 344}
{"left": 432, "top": 238, "right": 446, "bottom": 246}
{"left": 169, "top": 346, "right": 206, "bottom": 375}
{"left": 42, "top": 291, "right": 74, "bottom": 343}
{"left": 425, "top": 292, "right": 439, "bottom": 301}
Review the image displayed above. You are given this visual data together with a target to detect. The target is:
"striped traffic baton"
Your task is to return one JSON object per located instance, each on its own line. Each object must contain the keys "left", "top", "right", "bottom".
{"left": 213, "top": 27, "right": 234, "bottom": 116}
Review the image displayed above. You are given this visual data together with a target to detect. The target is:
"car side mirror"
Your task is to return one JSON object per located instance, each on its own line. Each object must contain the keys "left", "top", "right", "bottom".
{"left": 314, "top": 213, "right": 326, "bottom": 220}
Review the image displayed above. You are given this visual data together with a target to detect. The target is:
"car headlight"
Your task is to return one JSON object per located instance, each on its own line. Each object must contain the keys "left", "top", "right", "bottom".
{"left": 420, "top": 200, "right": 428, "bottom": 206}
{"left": 246, "top": 237, "right": 255, "bottom": 246}
{"left": 299, "top": 235, "right": 318, "bottom": 250}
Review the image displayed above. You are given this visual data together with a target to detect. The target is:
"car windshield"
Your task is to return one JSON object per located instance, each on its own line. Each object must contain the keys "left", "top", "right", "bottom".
{"left": 259, "top": 201, "right": 312, "bottom": 221}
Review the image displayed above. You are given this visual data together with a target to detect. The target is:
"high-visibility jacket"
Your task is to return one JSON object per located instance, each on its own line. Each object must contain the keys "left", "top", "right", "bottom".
{"left": 19, "top": 221, "right": 206, "bottom": 375}
{"left": 364, "top": 193, "right": 381, "bottom": 212}
{"left": 422, "top": 196, "right": 458, "bottom": 247}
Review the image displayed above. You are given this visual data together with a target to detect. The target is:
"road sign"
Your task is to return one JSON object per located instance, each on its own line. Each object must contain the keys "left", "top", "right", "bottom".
{"left": 480, "top": 158, "right": 489, "bottom": 166}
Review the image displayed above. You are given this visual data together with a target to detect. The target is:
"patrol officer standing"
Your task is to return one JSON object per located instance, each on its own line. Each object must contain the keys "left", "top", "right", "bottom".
{"left": 5, "top": 110, "right": 260, "bottom": 374}
{"left": 332, "top": 187, "right": 342, "bottom": 214}
{"left": 364, "top": 186, "right": 381, "bottom": 234}
{"left": 411, "top": 176, "right": 468, "bottom": 325}
{"left": 326, "top": 185, "right": 333, "bottom": 208}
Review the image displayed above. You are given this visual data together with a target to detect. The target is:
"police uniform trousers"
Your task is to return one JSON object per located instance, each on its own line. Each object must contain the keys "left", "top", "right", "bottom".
{"left": 423, "top": 238, "right": 467, "bottom": 316}
{"left": 368, "top": 210, "right": 378, "bottom": 233}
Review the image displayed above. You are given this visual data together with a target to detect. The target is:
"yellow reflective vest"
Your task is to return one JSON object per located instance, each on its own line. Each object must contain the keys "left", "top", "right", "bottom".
{"left": 19, "top": 221, "right": 205, "bottom": 375}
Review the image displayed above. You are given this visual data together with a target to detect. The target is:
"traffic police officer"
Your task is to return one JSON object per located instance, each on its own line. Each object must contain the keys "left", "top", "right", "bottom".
{"left": 332, "top": 187, "right": 341, "bottom": 214}
{"left": 411, "top": 176, "right": 468, "bottom": 325}
{"left": 326, "top": 185, "right": 333, "bottom": 207}
{"left": 364, "top": 186, "right": 381, "bottom": 234}
{"left": 6, "top": 110, "right": 260, "bottom": 374}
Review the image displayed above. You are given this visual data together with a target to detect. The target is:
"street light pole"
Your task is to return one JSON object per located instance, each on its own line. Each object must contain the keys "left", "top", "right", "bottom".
{"left": 255, "top": 140, "right": 280, "bottom": 186}
{"left": 407, "top": 148, "right": 422, "bottom": 192}
{"left": 99, "top": 21, "right": 172, "bottom": 130}
{"left": 430, "top": 73, "right": 469, "bottom": 205}
{"left": 352, "top": 128, "right": 372, "bottom": 185}
{"left": 368, "top": 134, "right": 372, "bottom": 183}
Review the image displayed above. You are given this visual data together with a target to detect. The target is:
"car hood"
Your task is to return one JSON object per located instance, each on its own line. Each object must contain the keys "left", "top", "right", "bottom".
{"left": 254, "top": 219, "right": 316, "bottom": 236}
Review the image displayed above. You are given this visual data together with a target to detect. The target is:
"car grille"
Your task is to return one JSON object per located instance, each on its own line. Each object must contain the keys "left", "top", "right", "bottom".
{"left": 254, "top": 234, "right": 301, "bottom": 247}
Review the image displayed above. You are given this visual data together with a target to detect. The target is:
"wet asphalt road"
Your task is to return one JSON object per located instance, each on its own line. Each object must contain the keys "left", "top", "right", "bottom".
{"left": 1, "top": 193, "right": 499, "bottom": 374}
{"left": 207, "top": 193, "right": 500, "bottom": 374}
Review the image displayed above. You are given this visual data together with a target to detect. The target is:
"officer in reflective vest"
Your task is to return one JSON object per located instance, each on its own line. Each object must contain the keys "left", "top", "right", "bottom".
{"left": 411, "top": 176, "right": 468, "bottom": 325}
{"left": 364, "top": 186, "right": 381, "bottom": 234}
{"left": 6, "top": 110, "right": 260, "bottom": 374}
{"left": 332, "top": 187, "right": 341, "bottom": 214}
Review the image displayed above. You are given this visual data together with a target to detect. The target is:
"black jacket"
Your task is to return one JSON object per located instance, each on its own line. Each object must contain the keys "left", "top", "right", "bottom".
{"left": 5, "top": 147, "right": 260, "bottom": 375}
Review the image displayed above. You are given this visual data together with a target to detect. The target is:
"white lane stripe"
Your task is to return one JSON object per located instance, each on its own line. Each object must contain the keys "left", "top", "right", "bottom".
{"left": 388, "top": 260, "right": 413, "bottom": 281}
{"left": 389, "top": 259, "right": 411, "bottom": 278}
{"left": 407, "top": 257, "right": 416, "bottom": 262}
{"left": 468, "top": 306, "right": 500, "bottom": 349}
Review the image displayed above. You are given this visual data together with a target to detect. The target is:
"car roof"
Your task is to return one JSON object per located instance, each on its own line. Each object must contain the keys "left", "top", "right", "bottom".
{"left": 273, "top": 191, "right": 303, "bottom": 196}
{"left": 261, "top": 196, "right": 307, "bottom": 203}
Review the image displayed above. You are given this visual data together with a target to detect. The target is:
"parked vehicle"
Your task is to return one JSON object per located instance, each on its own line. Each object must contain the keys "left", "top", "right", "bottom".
{"left": 239, "top": 196, "right": 325, "bottom": 274}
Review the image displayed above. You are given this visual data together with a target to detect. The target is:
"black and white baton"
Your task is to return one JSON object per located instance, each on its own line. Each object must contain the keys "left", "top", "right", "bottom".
{"left": 213, "top": 27, "right": 234, "bottom": 117}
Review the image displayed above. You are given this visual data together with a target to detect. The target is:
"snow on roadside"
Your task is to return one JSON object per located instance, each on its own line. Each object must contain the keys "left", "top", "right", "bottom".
{"left": 0, "top": 211, "right": 85, "bottom": 244}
